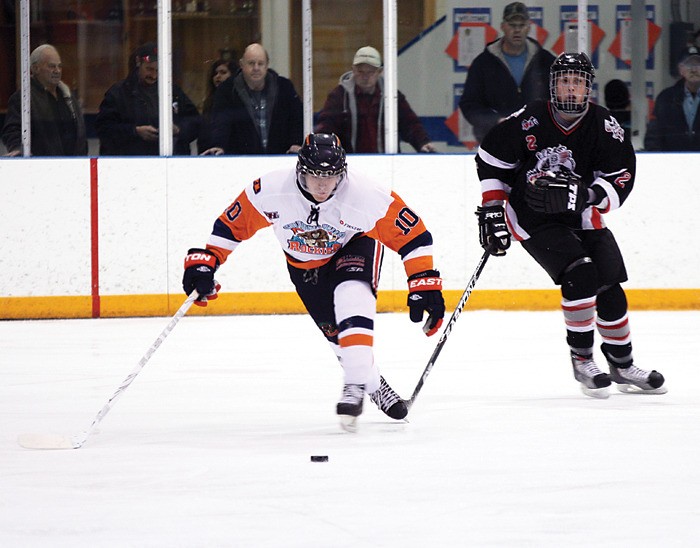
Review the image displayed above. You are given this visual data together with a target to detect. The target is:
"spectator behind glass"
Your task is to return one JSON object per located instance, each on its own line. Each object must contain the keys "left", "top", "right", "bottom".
{"left": 2, "top": 44, "right": 87, "bottom": 156}
{"left": 95, "top": 42, "right": 201, "bottom": 156}
{"left": 315, "top": 46, "right": 436, "bottom": 153}
{"left": 198, "top": 58, "right": 236, "bottom": 153}
{"left": 459, "top": 2, "right": 555, "bottom": 143}
{"left": 644, "top": 46, "right": 700, "bottom": 151}
{"left": 201, "top": 43, "right": 303, "bottom": 155}
{"left": 604, "top": 79, "right": 631, "bottom": 141}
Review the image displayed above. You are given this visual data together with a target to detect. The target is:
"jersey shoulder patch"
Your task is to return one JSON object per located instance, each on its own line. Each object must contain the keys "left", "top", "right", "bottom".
{"left": 603, "top": 115, "right": 625, "bottom": 143}
{"left": 515, "top": 101, "right": 549, "bottom": 132}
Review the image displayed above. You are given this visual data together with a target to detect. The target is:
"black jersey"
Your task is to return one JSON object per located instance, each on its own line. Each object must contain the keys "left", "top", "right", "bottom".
{"left": 475, "top": 100, "right": 635, "bottom": 241}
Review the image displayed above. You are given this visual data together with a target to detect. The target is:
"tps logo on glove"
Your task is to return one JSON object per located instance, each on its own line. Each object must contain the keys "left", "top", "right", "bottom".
{"left": 567, "top": 182, "right": 579, "bottom": 211}
{"left": 525, "top": 170, "right": 588, "bottom": 215}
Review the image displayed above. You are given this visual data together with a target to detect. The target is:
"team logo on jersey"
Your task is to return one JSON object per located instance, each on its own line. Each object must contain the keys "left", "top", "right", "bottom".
{"left": 604, "top": 117, "right": 625, "bottom": 143}
{"left": 284, "top": 221, "right": 344, "bottom": 255}
{"left": 263, "top": 210, "right": 279, "bottom": 220}
{"left": 526, "top": 145, "right": 578, "bottom": 183}
{"left": 252, "top": 178, "right": 262, "bottom": 194}
{"left": 521, "top": 116, "right": 539, "bottom": 131}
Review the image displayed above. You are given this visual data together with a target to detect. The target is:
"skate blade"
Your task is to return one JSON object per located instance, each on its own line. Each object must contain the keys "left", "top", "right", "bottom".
{"left": 616, "top": 383, "right": 668, "bottom": 395}
{"left": 339, "top": 415, "right": 359, "bottom": 433}
{"left": 580, "top": 384, "right": 610, "bottom": 399}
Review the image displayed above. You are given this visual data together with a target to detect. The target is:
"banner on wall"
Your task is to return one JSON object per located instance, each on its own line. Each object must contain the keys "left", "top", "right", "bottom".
{"left": 608, "top": 5, "right": 662, "bottom": 69}
{"left": 645, "top": 80, "right": 656, "bottom": 116}
{"left": 445, "top": 6, "right": 549, "bottom": 70}
{"left": 445, "top": 8, "right": 495, "bottom": 71}
{"left": 526, "top": 6, "right": 549, "bottom": 46}
{"left": 445, "top": 84, "right": 478, "bottom": 150}
{"left": 551, "top": 5, "right": 604, "bottom": 65}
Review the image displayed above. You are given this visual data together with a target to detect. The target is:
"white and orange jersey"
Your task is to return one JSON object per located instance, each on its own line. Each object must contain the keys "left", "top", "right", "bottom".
{"left": 205, "top": 167, "right": 435, "bottom": 277}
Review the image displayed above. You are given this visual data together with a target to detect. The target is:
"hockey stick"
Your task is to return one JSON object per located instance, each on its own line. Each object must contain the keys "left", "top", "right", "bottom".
{"left": 406, "top": 250, "right": 490, "bottom": 409}
{"left": 18, "top": 291, "right": 199, "bottom": 450}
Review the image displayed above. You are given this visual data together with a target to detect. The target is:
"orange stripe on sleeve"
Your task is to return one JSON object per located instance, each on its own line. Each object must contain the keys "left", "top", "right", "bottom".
{"left": 205, "top": 245, "right": 232, "bottom": 265}
{"left": 403, "top": 256, "right": 434, "bottom": 278}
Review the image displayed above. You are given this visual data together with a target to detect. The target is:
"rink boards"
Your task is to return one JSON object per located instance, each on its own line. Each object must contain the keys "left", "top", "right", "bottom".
{"left": 1, "top": 153, "right": 698, "bottom": 318}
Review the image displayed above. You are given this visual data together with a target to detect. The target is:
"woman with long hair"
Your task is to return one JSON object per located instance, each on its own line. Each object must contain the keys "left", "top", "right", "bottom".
{"left": 199, "top": 58, "right": 236, "bottom": 153}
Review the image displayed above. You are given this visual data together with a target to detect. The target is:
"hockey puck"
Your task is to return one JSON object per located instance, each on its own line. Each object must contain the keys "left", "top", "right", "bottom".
{"left": 310, "top": 455, "right": 329, "bottom": 462}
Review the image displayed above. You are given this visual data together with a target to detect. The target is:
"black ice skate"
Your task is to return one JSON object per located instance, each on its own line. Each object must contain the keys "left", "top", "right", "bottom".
{"left": 369, "top": 376, "right": 408, "bottom": 420}
{"left": 609, "top": 364, "right": 667, "bottom": 394}
{"left": 571, "top": 353, "right": 611, "bottom": 399}
{"left": 337, "top": 383, "right": 364, "bottom": 432}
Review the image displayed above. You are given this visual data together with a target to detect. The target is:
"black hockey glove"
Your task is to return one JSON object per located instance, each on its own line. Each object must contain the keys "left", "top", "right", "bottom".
{"left": 525, "top": 171, "right": 588, "bottom": 214}
{"left": 475, "top": 205, "right": 510, "bottom": 256}
{"left": 407, "top": 270, "right": 445, "bottom": 337}
{"left": 183, "top": 248, "right": 221, "bottom": 307}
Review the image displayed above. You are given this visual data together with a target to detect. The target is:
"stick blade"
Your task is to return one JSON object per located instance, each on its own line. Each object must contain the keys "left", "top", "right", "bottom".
{"left": 17, "top": 433, "right": 82, "bottom": 450}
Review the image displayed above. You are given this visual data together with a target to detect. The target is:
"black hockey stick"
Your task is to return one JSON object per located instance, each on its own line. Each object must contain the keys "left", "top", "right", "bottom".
{"left": 18, "top": 291, "right": 199, "bottom": 450}
{"left": 406, "top": 250, "right": 490, "bottom": 409}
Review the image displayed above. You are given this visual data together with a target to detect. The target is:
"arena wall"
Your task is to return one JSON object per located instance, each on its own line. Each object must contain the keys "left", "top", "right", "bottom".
{"left": 1, "top": 153, "right": 697, "bottom": 319}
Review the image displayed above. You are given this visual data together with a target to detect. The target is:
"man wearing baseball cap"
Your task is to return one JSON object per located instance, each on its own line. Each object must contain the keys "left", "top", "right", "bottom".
{"left": 459, "top": 2, "right": 555, "bottom": 143}
{"left": 645, "top": 46, "right": 700, "bottom": 151}
{"left": 315, "top": 46, "right": 436, "bottom": 153}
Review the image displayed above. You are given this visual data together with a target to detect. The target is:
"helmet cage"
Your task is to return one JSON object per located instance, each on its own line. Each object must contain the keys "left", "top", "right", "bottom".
{"left": 549, "top": 53, "right": 595, "bottom": 114}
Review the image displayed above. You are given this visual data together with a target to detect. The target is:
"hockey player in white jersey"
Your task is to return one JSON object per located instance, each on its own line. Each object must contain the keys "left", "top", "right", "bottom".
{"left": 183, "top": 133, "right": 445, "bottom": 431}
{"left": 475, "top": 52, "right": 666, "bottom": 398}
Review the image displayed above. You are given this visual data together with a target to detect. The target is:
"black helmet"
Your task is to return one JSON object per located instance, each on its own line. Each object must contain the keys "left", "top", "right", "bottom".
{"left": 296, "top": 133, "right": 347, "bottom": 198}
{"left": 549, "top": 52, "right": 595, "bottom": 114}
{"left": 297, "top": 133, "right": 347, "bottom": 177}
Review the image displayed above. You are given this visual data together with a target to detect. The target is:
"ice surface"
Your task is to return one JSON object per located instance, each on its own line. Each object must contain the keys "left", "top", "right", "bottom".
{"left": 1, "top": 310, "right": 699, "bottom": 547}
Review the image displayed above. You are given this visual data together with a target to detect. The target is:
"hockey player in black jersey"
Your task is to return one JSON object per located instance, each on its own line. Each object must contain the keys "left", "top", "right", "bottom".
{"left": 474, "top": 52, "right": 667, "bottom": 398}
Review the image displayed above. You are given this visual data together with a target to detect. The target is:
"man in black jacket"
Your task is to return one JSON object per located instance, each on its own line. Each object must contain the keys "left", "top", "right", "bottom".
{"left": 644, "top": 46, "right": 700, "bottom": 151}
{"left": 2, "top": 44, "right": 87, "bottom": 156}
{"left": 96, "top": 43, "right": 201, "bottom": 156}
{"left": 459, "top": 2, "right": 555, "bottom": 143}
{"left": 201, "top": 43, "right": 303, "bottom": 155}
